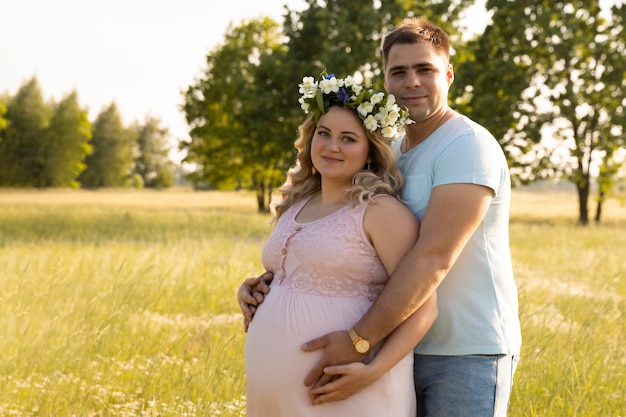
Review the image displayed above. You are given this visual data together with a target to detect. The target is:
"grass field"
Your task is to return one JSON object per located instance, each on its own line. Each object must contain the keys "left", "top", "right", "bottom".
{"left": 0, "top": 188, "right": 624, "bottom": 416}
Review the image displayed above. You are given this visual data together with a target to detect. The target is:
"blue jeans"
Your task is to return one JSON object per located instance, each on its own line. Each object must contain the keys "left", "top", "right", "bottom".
{"left": 414, "top": 354, "right": 520, "bottom": 417}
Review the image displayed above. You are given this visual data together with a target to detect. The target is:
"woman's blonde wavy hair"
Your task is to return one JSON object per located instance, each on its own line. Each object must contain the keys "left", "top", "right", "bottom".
{"left": 272, "top": 105, "right": 405, "bottom": 222}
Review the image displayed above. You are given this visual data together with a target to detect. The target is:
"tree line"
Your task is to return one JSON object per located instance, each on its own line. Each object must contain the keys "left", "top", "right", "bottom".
{"left": 181, "top": 0, "right": 625, "bottom": 224}
{"left": 0, "top": 78, "right": 175, "bottom": 189}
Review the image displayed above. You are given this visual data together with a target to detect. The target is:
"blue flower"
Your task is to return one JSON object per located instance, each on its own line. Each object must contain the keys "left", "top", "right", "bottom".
{"left": 337, "top": 87, "right": 350, "bottom": 104}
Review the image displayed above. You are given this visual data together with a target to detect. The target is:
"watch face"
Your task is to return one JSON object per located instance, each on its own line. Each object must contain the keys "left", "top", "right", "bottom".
{"left": 355, "top": 339, "right": 370, "bottom": 353}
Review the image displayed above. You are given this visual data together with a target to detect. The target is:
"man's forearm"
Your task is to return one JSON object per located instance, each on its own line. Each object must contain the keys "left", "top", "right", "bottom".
{"left": 354, "top": 248, "right": 443, "bottom": 345}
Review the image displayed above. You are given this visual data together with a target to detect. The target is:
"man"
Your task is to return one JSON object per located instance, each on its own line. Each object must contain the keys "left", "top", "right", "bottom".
{"left": 239, "top": 17, "right": 521, "bottom": 417}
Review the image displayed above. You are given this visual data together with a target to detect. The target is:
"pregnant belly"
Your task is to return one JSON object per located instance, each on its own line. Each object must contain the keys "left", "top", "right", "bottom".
{"left": 244, "top": 285, "right": 371, "bottom": 389}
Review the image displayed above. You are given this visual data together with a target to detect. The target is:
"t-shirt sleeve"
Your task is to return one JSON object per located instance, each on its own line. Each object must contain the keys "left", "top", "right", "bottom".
{"left": 432, "top": 130, "right": 505, "bottom": 193}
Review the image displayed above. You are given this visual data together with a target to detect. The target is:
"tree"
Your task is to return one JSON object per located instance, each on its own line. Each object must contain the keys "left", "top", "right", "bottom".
{"left": 594, "top": 146, "right": 623, "bottom": 223}
{"left": 79, "top": 103, "right": 134, "bottom": 188}
{"left": 41, "top": 91, "right": 92, "bottom": 188}
{"left": 454, "top": 0, "right": 626, "bottom": 224}
{"left": 133, "top": 116, "right": 174, "bottom": 189}
{"left": 181, "top": 17, "right": 293, "bottom": 212}
{"left": 0, "top": 77, "right": 50, "bottom": 187}
{"left": 452, "top": 5, "right": 546, "bottom": 184}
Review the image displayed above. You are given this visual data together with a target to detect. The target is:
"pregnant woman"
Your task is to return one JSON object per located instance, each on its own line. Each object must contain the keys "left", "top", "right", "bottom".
{"left": 244, "top": 72, "right": 437, "bottom": 416}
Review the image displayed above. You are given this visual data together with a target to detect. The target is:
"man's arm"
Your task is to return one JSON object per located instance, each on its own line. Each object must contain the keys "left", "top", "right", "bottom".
{"left": 308, "top": 293, "right": 437, "bottom": 405}
{"left": 302, "top": 183, "right": 493, "bottom": 386}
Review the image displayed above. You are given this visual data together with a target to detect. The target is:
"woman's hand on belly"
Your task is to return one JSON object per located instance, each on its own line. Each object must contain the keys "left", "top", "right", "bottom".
{"left": 307, "top": 361, "right": 380, "bottom": 405}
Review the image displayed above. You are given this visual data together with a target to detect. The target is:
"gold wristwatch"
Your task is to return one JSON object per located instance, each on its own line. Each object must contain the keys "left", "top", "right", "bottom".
{"left": 348, "top": 326, "right": 371, "bottom": 354}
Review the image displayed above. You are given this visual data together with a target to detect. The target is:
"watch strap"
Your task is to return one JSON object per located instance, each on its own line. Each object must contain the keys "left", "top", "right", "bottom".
{"left": 347, "top": 326, "right": 360, "bottom": 343}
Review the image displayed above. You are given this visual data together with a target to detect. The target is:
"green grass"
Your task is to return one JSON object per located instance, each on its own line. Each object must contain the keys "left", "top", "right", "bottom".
{"left": 0, "top": 188, "right": 624, "bottom": 416}
{"left": 0, "top": 189, "right": 268, "bottom": 416}
{"left": 509, "top": 220, "right": 626, "bottom": 416}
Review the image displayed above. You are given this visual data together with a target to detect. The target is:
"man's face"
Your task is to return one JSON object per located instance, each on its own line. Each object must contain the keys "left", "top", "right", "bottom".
{"left": 384, "top": 42, "right": 454, "bottom": 123}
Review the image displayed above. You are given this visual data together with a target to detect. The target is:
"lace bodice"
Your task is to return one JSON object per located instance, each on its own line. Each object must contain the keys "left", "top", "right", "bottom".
{"left": 262, "top": 196, "right": 390, "bottom": 301}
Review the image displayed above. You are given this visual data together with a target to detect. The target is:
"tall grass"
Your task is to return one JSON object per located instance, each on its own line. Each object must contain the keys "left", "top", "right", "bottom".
{"left": 0, "top": 188, "right": 624, "bottom": 416}
{"left": 508, "top": 192, "right": 626, "bottom": 416}
{"left": 0, "top": 189, "right": 268, "bottom": 416}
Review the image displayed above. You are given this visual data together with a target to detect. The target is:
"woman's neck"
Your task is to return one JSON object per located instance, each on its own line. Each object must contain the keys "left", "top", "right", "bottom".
{"left": 317, "top": 184, "right": 348, "bottom": 207}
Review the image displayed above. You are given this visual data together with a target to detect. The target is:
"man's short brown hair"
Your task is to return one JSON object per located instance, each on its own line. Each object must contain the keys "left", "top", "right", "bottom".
{"left": 381, "top": 18, "right": 451, "bottom": 69}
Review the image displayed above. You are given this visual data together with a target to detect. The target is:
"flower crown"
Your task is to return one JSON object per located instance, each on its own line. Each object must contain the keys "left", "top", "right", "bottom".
{"left": 298, "top": 71, "right": 413, "bottom": 140}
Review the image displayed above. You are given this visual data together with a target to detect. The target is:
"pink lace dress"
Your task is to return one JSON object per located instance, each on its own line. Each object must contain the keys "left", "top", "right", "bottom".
{"left": 245, "top": 196, "right": 416, "bottom": 416}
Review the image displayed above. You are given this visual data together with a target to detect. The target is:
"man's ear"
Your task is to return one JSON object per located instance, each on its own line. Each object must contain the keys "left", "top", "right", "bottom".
{"left": 447, "top": 63, "right": 455, "bottom": 86}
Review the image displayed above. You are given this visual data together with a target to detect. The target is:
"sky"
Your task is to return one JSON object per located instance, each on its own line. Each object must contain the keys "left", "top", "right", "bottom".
{"left": 0, "top": 0, "right": 308, "bottom": 161}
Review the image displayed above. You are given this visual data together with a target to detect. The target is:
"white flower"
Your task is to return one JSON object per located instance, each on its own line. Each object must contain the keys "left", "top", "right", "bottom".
{"left": 374, "top": 107, "right": 388, "bottom": 122}
{"left": 319, "top": 76, "right": 340, "bottom": 94}
{"left": 299, "top": 77, "right": 317, "bottom": 97}
{"left": 370, "top": 92, "right": 384, "bottom": 105}
{"left": 298, "top": 97, "right": 310, "bottom": 113}
{"left": 381, "top": 125, "right": 398, "bottom": 139}
{"left": 363, "top": 114, "right": 379, "bottom": 131}
{"left": 382, "top": 109, "right": 400, "bottom": 126}
{"left": 357, "top": 101, "right": 374, "bottom": 117}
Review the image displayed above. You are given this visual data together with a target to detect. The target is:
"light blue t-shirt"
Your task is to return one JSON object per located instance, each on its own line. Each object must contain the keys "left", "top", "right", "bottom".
{"left": 393, "top": 115, "right": 522, "bottom": 356}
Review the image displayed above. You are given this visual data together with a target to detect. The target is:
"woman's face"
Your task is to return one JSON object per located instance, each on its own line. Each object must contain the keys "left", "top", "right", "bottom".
{"left": 311, "top": 106, "right": 370, "bottom": 187}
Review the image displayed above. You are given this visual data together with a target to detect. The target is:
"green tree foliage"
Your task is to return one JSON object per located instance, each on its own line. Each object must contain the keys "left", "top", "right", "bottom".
{"left": 0, "top": 81, "right": 91, "bottom": 188}
{"left": 181, "top": 17, "right": 294, "bottom": 212}
{"left": 0, "top": 77, "right": 49, "bottom": 187}
{"left": 283, "top": 0, "right": 392, "bottom": 79}
{"left": 0, "top": 103, "right": 7, "bottom": 133}
{"left": 238, "top": 49, "right": 301, "bottom": 212}
{"left": 133, "top": 116, "right": 174, "bottom": 189}
{"left": 452, "top": 6, "right": 543, "bottom": 182}
{"left": 0, "top": 82, "right": 172, "bottom": 190}
{"left": 79, "top": 103, "right": 134, "bottom": 188}
{"left": 283, "top": 0, "right": 474, "bottom": 86}
{"left": 454, "top": 0, "right": 626, "bottom": 225}
{"left": 41, "top": 91, "right": 92, "bottom": 188}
